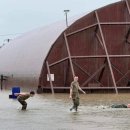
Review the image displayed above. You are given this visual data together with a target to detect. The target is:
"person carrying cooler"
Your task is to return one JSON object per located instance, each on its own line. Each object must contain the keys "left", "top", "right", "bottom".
{"left": 15, "top": 91, "right": 35, "bottom": 110}
{"left": 69, "top": 76, "right": 86, "bottom": 111}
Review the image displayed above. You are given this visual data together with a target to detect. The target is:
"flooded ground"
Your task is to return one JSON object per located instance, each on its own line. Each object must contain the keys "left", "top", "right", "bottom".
{"left": 0, "top": 90, "right": 130, "bottom": 130}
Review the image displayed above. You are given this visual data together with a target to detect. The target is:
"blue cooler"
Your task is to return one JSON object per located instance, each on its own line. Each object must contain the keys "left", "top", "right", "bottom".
{"left": 9, "top": 87, "right": 20, "bottom": 99}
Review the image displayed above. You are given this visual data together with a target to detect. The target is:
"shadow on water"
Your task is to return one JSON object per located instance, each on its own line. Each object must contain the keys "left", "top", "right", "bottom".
{"left": 0, "top": 90, "right": 130, "bottom": 130}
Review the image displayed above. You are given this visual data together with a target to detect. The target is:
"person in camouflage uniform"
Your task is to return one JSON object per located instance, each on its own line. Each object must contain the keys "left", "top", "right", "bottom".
{"left": 15, "top": 91, "right": 35, "bottom": 110}
{"left": 69, "top": 76, "right": 86, "bottom": 111}
{"left": 111, "top": 104, "right": 130, "bottom": 108}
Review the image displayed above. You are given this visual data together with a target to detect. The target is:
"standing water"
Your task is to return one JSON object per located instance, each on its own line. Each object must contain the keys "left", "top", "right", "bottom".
{"left": 0, "top": 90, "right": 130, "bottom": 130}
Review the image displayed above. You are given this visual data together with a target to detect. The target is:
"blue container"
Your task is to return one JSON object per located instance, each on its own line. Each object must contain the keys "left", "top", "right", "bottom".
{"left": 9, "top": 87, "right": 20, "bottom": 99}
{"left": 12, "top": 87, "right": 20, "bottom": 95}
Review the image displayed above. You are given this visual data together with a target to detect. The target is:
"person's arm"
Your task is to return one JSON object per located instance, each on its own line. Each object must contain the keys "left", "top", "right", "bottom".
{"left": 69, "top": 83, "right": 73, "bottom": 99}
{"left": 14, "top": 93, "right": 20, "bottom": 96}
{"left": 78, "top": 84, "right": 86, "bottom": 94}
{"left": 14, "top": 93, "right": 26, "bottom": 96}
{"left": 70, "top": 88, "right": 72, "bottom": 99}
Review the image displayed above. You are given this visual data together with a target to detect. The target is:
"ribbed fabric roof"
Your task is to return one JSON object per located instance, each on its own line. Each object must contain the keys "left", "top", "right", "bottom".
{"left": 0, "top": 20, "right": 71, "bottom": 76}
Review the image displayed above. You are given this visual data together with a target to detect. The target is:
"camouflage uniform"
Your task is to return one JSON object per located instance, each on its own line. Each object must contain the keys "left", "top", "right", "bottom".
{"left": 70, "top": 81, "right": 80, "bottom": 111}
{"left": 17, "top": 94, "right": 30, "bottom": 110}
{"left": 111, "top": 104, "right": 127, "bottom": 108}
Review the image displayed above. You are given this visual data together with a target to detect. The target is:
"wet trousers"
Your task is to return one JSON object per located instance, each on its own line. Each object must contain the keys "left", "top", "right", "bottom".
{"left": 71, "top": 98, "right": 79, "bottom": 111}
{"left": 18, "top": 99, "right": 27, "bottom": 110}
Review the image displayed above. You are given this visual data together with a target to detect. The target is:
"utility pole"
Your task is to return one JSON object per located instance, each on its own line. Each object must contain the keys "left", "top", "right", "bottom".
{"left": 64, "top": 10, "right": 70, "bottom": 27}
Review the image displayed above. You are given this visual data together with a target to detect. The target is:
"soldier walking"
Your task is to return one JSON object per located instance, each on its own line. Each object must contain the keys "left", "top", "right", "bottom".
{"left": 69, "top": 76, "right": 86, "bottom": 111}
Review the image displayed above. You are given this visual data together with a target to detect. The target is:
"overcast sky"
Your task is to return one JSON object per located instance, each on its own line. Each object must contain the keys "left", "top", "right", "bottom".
{"left": 0, "top": 0, "right": 120, "bottom": 45}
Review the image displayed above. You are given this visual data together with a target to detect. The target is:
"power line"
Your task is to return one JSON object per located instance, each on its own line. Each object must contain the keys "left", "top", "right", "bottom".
{"left": 0, "top": 33, "right": 23, "bottom": 37}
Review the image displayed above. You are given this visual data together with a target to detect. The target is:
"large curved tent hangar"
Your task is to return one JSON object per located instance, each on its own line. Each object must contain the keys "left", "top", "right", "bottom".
{"left": 39, "top": 0, "right": 130, "bottom": 93}
{"left": 1, "top": 0, "right": 130, "bottom": 94}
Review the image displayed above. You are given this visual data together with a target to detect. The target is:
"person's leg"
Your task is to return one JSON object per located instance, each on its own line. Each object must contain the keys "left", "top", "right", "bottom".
{"left": 18, "top": 99, "right": 27, "bottom": 110}
{"left": 70, "top": 99, "right": 76, "bottom": 111}
{"left": 75, "top": 98, "right": 79, "bottom": 111}
{"left": 22, "top": 101, "right": 27, "bottom": 110}
{"left": 70, "top": 98, "right": 79, "bottom": 111}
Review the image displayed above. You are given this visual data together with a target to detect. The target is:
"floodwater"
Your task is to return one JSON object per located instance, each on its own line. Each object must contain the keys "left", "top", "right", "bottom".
{"left": 0, "top": 90, "right": 130, "bottom": 130}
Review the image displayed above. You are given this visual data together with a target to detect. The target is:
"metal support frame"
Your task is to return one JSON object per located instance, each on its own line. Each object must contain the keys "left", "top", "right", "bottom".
{"left": 98, "top": 58, "right": 107, "bottom": 82}
{"left": 125, "top": 27, "right": 130, "bottom": 43}
{"left": 71, "top": 55, "right": 130, "bottom": 58}
{"left": 81, "top": 63, "right": 106, "bottom": 87}
{"left": 100, "top": 22, "right": 130, "bottom": 25}
{"left": 116, "top": 71, "right": 130, "bottom": 84}
{"left": 46, "top": 61, "right": 54, "bottom": 94}
{"left": 49, "top": 57, "right": 68, "bottom": 67}
{"left": 64, "top": 32, "right": 75, "bottom": 77}
{"left": 125, "top": 0, "right": 130, "bottom": 15}
{"left": 42, "top": 86, "right": 130, "bottom": 90}
{"left": 125, "top": 0, "right": 130, "bottom": 43}
{"left": 95, "top": 11, "right": 118, "bottom": 94}
{"left": 64, "top": 60, "right": 70, "bottom": 87}
{"left": 72, "top": 61, "right": 104, "bottom": 87}
{"left": 111, "top": 63, "right": 130, "bottom": 84}
{"left": 66, "top": 23, "right": 97, "bottom": 37}
{"left": 95, "top": 25, "right": 104, "bottom": 49}
{"left": 95, "top": 33, "right": 104, "bottom": 48}
{"left": 48, "top": 55, "right": 130, "bottom": 67}
{"left": 66, "top": 22, "right": 130, "bottom": 37}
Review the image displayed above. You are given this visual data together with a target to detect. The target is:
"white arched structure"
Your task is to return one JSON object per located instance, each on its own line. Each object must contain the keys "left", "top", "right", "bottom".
{"left": 0, "top": 19, "right": 77, "bottom": 89}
